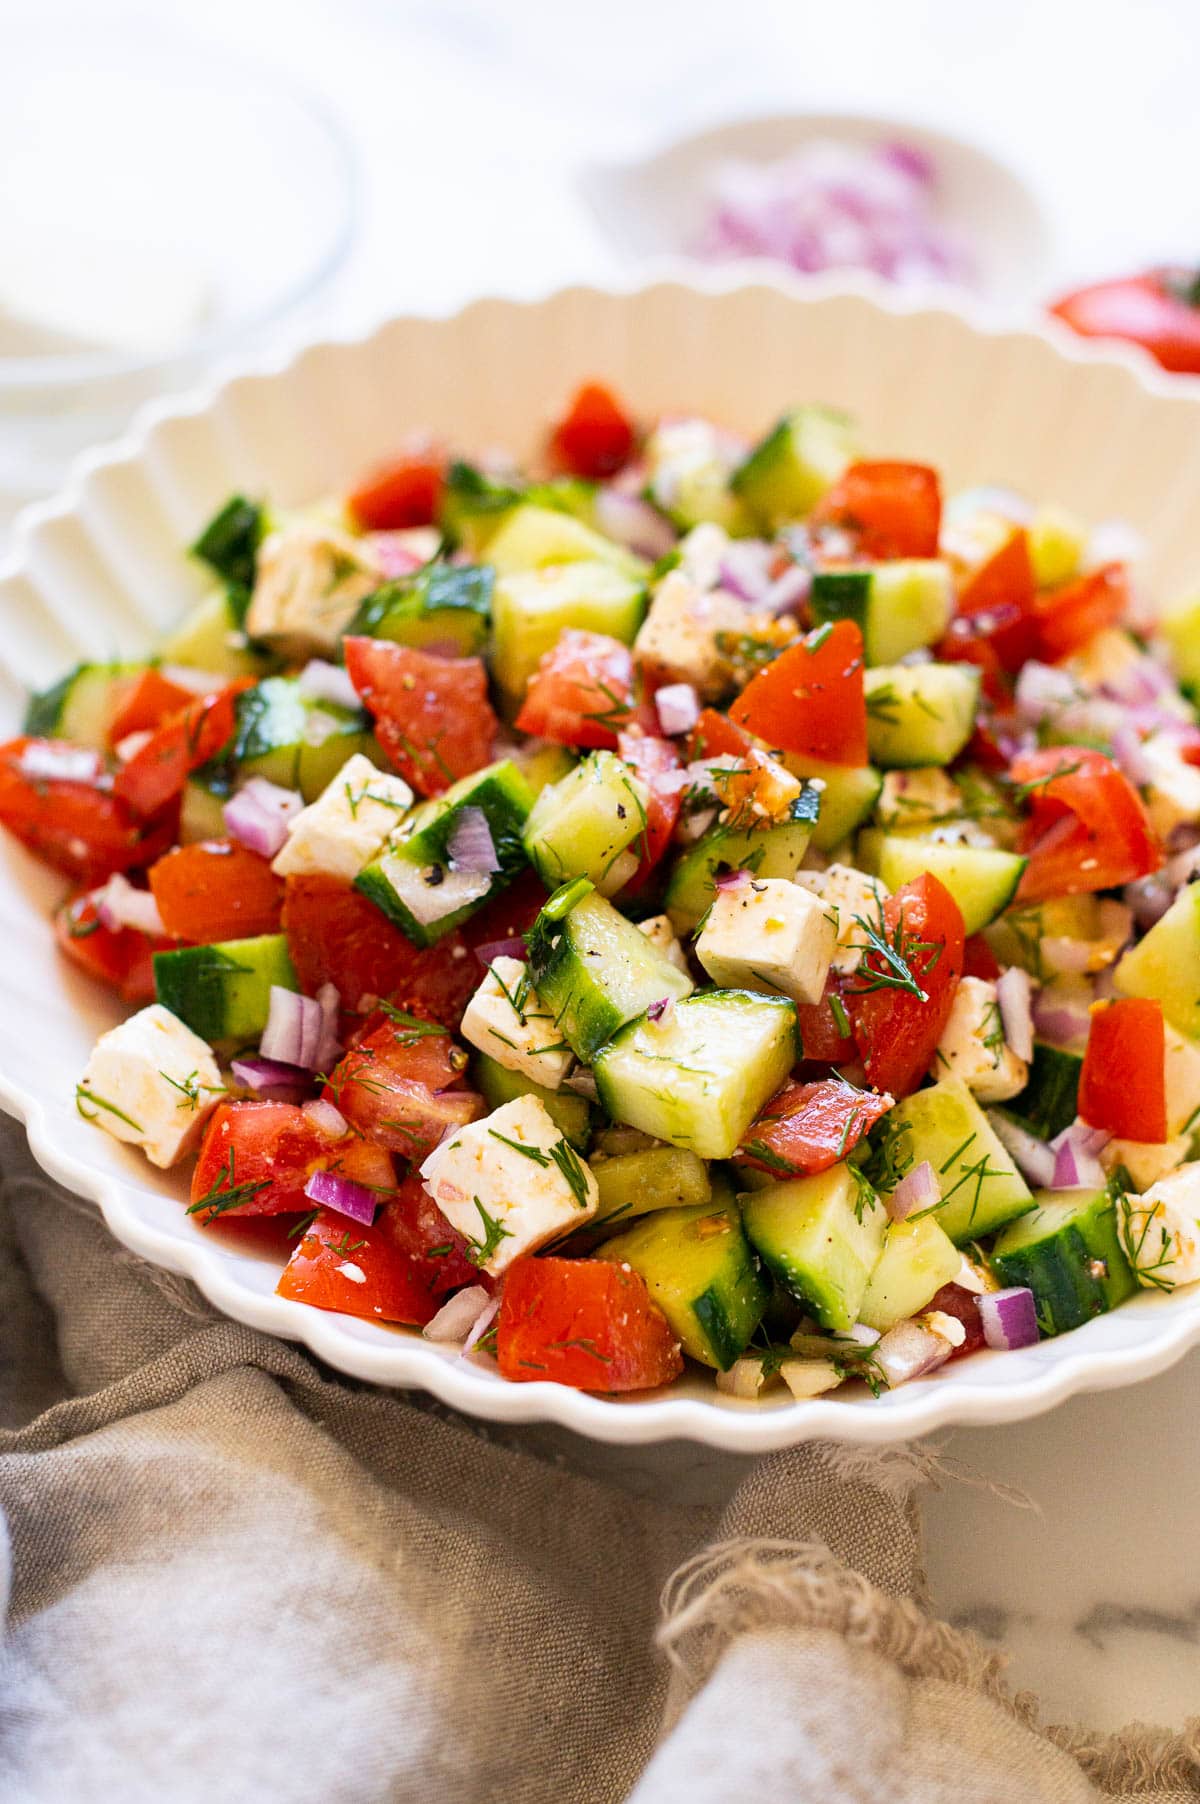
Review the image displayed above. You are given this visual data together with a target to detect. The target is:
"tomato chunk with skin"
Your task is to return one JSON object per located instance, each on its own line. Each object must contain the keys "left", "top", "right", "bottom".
{"left": 795, "top": 982, "right": 857, "bottom": 1065}
{"left": 846, "top": 872, "right": 965, "bottom": 1098}
{"left": 1032, "top": 562, "right": 1128, "bottom": 662}
{"left": 190, "top": 1102, "right": 395, "bottom": 1222}
{"left": 924, "top": 1283, "right": 986, "bottom": 1360}
{"left": 113, "top": 682, "right": 249, "bottom": 818}
{"left": 947, "top": 529, "right": 1039, "bottom": 678}
{"left": 282, "top": 874, "right": 480, "bottom": 1024}
{"left": 107, "top": 667, "right": 199, "bottom": 747}
{"left": 616, "top": 729, "right": 681, "bottom": 891}
{"left": 550, "top": 382, "right": 635, "bottom": 480}
{"left": 322, "top": 1012, "right": 484, "bottom": 1161}
{"left": 515, "top": 629, "right": 635, "bottom": 749}
{"left": 55, "top": 892, "right": 171, "bottom": 1002}
{"left": 0, "top": 736, "right": 175, "bottom": 884}
{"left": 149, "top": 839, "right": 284, "bottom": 943}
{"left": 689, "top": 707, "right": 754, "bottom": 762}
{"left": 962, "top": 934, "right": 1002, "bottom": 982}
{"left": 277, "top": 1207, "right": 439, "bottom": 1326}
{"left": 810, "top": 461, "right": 941, "bottom": 559}
{"left": 729, "top": 620, "right": 867, "bottom": 766}
{"left": 377, "top": 1170, "right": 479, "bottom": 1296}
{"left": 343, "top": 637, "right": 497, "bottom": 798}
{"left": 1050, "top": 271, "right": 1200, "bottom": 376}
{"left": 1011, "top": 746, "right": 1160, "bottom": 903}
{"left": 738, "top": 1078, "right": 894, "bottom": 1178}
{"left": 496, "top": 1257, "right": 683, "bottom": 1391}
{"left": 1079, "top": 997, "right": 1167, "bottom": 1144}
{"left": 346, "top": 452, "right": 445, "bottom": 531}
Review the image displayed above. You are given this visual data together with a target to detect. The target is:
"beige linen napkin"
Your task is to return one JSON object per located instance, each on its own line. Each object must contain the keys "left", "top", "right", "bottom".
{"left": 0, "top": 1118, "right": 1194, "bottom": 1802}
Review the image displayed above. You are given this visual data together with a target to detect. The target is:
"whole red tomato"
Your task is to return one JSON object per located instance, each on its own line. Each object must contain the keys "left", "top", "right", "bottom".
{"left": 1050, "top": 269, "right": 1200, "bottom": 374}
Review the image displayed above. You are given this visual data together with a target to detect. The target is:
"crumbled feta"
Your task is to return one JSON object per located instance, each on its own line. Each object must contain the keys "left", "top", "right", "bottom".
{"left": 876, "top": 769, "right": 963, "bottom": 830}
{"left": 695, "top": 875, "right": 836, "bottom": 1004}
{"left": 246, "top": 520, "right": 383, "bottom": 655}
{"left": 459, "top": 957, "right": 573, "bottom": 1090}
{"left": 634, "top": 570, "right": 747, "bottom": 701}
{"left": 1120, "top": 1160, "right": 1200, "bottom": 1289}
{"left": 675, "top": 522, "right": 730, "bottom": 591}
{"left": 793, "top": 864, "right": 888, "bottom": 974}
{"left": 1139, "top": 735, "right": 1200, "bottom": 840}
{"left": 421, "top": 1095, "right": 598, "bottom": 1276}
{"left": 78, "top": 1004, "right": 224, "bottom": 1168}
{"left": 638, "top": 914, "right": 691, "bottom": 974}
{"left": 272, "top": 753, "right": 412, "bottom": 880}
{"left": 930, "top": 975, "right": 1027, "bottom": 1103}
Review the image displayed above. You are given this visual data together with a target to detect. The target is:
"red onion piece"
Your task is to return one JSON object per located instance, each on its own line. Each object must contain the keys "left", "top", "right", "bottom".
{"left": 1110, "top": 724, "right": 1153, "bottom": 787}
{"left": 874, "top": 1320, "right": 954, "bottom": 1388}
{"left": 365, "top": 529, "right": 439, "bottom": 578}
{"left": 886, "top": 1159, "right": 938, "bottom": 1222}
{"left": 1040, "top": 937, "right": 1098, "bottom": 977}
{"left": 1050, "top": 1121, "right": 1109, "bottom": 1191}
{"left": 996, "top": 967, "right": 1033, "bottom": 1063}
{"left": 1031, "top": 982, "right": 1092, "bottom": 1049}
{"left": 446, "top": 806, "right": 500, "bottom": 874}
{"left": 594, "top": 488, "right": 677, "bottom": 560}
{"left": 763, "top": 563, "right": 812, "bottom": 615}
{"left": 978, "top": 1286, "right": 1039, "bottom": 1351}
{"left": 988, "top": 1110, "right": 1057, "bottom": 1188}
{"left": 423, "top": 1284, "right": 494, "bottom": 1344}
{"left": 462, "top": 1293, "right": 501, "bottom": 1356}
{"left": 230, "top": 1055, "right": 314, "bottom": 1102}
{"left": 646, "top": 996, "right": 674, "bottom": 1024}
{"left": 261, "top": 986, "right": 325, "bottom": 1070}
{"left": 94, "top": 873, "right": 165, "bottom": 937}
{"left": 315, "top": 981, "right": 342, "bottom": 1072}
{"left": 302, "top": 1097, "right": 348, "bottom": 1140}
{"left": 296, "top": 660, "right": 361, "bottom": 710}
{"left": 655, "top": 682, "right": 701, "bottom": 737}
{"left": 224, "top": 776, "right": 305, "bottom": 861}
{"left": 303, "top": 1167, "right": 377, "bottom": 1224}
{"left": 473, "top": 937, "right": 527, "bottom": 969}
{"left": 718, "top": 540, "right": 774, "bottom": 605}
{"left": 714, "top": 867, "right": 751, "bottom": 893}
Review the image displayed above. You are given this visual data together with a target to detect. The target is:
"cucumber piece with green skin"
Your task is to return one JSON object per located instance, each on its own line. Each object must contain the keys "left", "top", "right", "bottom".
{"left": 883, "top": 1077, "right": 1034, "bottom": 1245}
{"left": 157, "top": 589, "right": 276, "bottom": 679}
{"left": 985, "top": 894, "right": 1106, "bottom": 980}
{"left": 991, "top": 1183, "right": 1136, "bottom": 1335}
{"left": 439, "top": 464, "right": 597, "bottom": 556}
{"left": 484, "top": 503, "right": 646, "bottom": 581}
{"left": 1011, "top": 1043, "right": 1083, "bottom": 1140}
{"left": 523, "top": 751, "right": 650, "bottom": 895}
{"left": 876, "top": 837, "right": 1027, "bottom": 935}
{"left": 730, "top": 406, "right": 858, "bottom": 529}
{"left": 857, "top": 1215, "right": 962, "bottom": 1333}
{"left": 230, "top": 677, "right": 310, "bottom": 789}
{"left": 511, "top": 741, "right": 576, "bottom": 799}
{"left": 153, "top": 933, "right": 297, "bottom": 1048}
{"left": 179, "top": 774, "right": 230, "bottom": 844}
{"left": 473, "top": 1052, "right": 591, "bottom": 1149}
{"left": 491, "top": 561, "right": 647, "bottom": 703}
{"left": 344, "top": 564, "right": 493, "bottom": 656}
{"left": 591, "top": 1145, "right": 712, "bottom": 1225}
{"left": 779, "top": 755, "right": 882, "bottom": 851}
{"left": 810, "top": 560, "right": 955, "bottom": 666}
{"left": 663, "top": 788, "right": 822, "bottom": 934}
{"left": 864, "top": 664, "right": 981, "bottom": 768}
{"left": 295, "top": 706, "right": 386, "bottom": 802}
{"left": 596, "top": 1196, "right": 768, "bottom": 1369}
{"left": 191, "top": 494, "right": 266, "bottom": 604}
{"left": 739, "top": 1163, "right": 886, "bottom": 1332}
{"left": 1115, "top": 882, "right": 1200, "bottom": 1039}
{"left": 24, "top": 661, "right": 143, "bottom": 748}
{"left": 594, "top": 990, "right": 796, "bottom": 1160}
{"left": 527, "top": 882, "right": 692, "bottom": 1062}
{"left": 355, "top": 759, "right": 533, "bottom": 948}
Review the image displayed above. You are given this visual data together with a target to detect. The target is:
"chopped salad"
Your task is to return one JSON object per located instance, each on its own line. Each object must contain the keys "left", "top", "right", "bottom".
{"left": 10, "top": 380, "right": 1200, "bottom": 1404}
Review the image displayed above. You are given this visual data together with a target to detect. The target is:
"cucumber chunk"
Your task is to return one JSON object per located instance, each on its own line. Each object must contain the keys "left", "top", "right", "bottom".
{"left": 857, "top": 1216, "right": 961, "bottom": 1332}
{"left": 882, "top": 1076, "right": 1034, "bottom": 1244}
{"left": 491, "top": 561, "right": 647, "bottom": 702}
{"left": 179, "top": 774, "right": 229, "bottom": 844}
{"left": 730, "top": 406, "right": 858, "bottom": 529}
{"left": 991, "top": 1183, "right": 1136, "bottom": 1335}
{"left": 864, "top": 664, "right": 980, "bottom": 768}
{"left": 527, "top": 884, "right": 692, "bottom": 1062}
{"left": 153, "top": 933, "right": 297, "bottom": 1048}
{"left": 523, "top": 751, "right": 650, "bottom": 896}
{"left": 591, "top": 1145, "right": 712, "bottom": 1225}
{"left": 158, "top": 589, "right": 275, "bottom": 679}
{"left": 596, "top": 1196, "right": 768, "bottom": 1369}
{"left": 485, "top": 503, "right": 646, "bottom": 581}
{"left": 810, "top": 560, "right": 954, "bottom": 666}
{"left": 594, "top": 990, "right": 796, "bottom": 1160}
{"left": 1011, "top": 1043, "right": 1083, "bottom": 1141}
{"left": 876, "top": 837, "right": 1026, "bottom": 935}
{"left": 1115, "top": 882, "right": 1200, "bottom": 1039}
{"left": 296, "top": 706, "right": 386, "bottom": 802}
{"left": 780, "top": 755, "right": 882, "bottom": 851}
{"left": 344, "top": 563, "right": 492, "bottom": 656}
{"left": 663, "top": 788, "right": 821, "bottom": 933}
{"left": 24, "top": 661, "right": 142, "bottom": 748}
{"left": 739, "top": 1163, "right": 886, "bottom": 1332}
{"left": 474, "top": 1052, "right": 591, "bottom": 1149}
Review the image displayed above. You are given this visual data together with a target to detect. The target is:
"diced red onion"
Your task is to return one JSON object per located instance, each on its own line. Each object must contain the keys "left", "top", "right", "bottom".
{"left": 296, "top": 660, "right": 361, "bottom": 710}
{"left": 365, "top": 529, "right": 439, "bottom": 578}
{"left": 763, "top": 563, "right": 812, "bottom": 615}
{"left": 594, "top": 488, "right": 677, "bottom": 560}
{"left": 1031, "top": 982, "right": 1092, "bottom": 1049}
{"left": 303, "top": 1167, "right": 376, "bottom": 1223}
{"left": 19, "top": 741, "right": 101, "bottom": 783}
{"left": 714, "top": 867, "right": 751, "bottom": 893}
{"left": 1013, "top": 662, "right": 1080, "bottom": 726}
{"left": 462, "top": 1293, "right": 501, "bottom": 1356}
{"left": 646, "top": 996, "right": 675, "bottom": 1024}
{"left": 315, "top": 981, "right": 342, "bottom": 1071}
{"left": 874, "top": 1320, "right": 954, "bottom": 1388}
{"left": 716, "top": 1356, "right": 771, "bottom": 1398}
{"left": 446, "top": 806, "right": 500, "bottom": 874}
{"left": 978, "top": 1286, "right": 1039, "bottom": 1351}
{"left": 224, "top": 777, "right": 305, "bottom": 860}
{"left": 473, "top": 937, "right": 527, "bottom": 969}
{"left": 1110, "top": 724, "right": 1154, "bottom": 787}
{"left": 423, "top": 1284, "right": 494, "bottom": 1344}
{"left": 94, "top": 873, "right": 165, "bottom": 937}
{"left": 835, "top": 1322, "right": 881, "bottom": 1349}
{"left": 303, "top": 1097, "right": 348, "bottom": 1139}
{"left": 886, "top": 1159, "right": 938, "bottom": 1222}
{"left": 996, "top": 967, "right": 1034, "bottom": 1062}
{"left": 1050, "top": 1121, "right": 1110, "bottom": 1190}
{"left": 230, "top": 1055, "right": 314, "bottom": 1102}
{"left": 655, "top": 682, "right": 701, "bottom": 737}
{"left": 563, "top": 1068, "right": 599, "bottom": 1101}
{"left": 1040, "top": 937, "right": 1095, "bottom": 977}
{"left": 1125, "top": 874, "right": 1173, "bottom": 929}
{"left": 261, "top": 986, "right": 326, "bottom": 1070}
{"left": 717, "top": 540, "right": 774, "bottom": 605}
{"left": 988, "top": 1109, "right": 1057, "bottom": 1188}
{"left": 385, "top": 858, "right": 491, "bottom": 926}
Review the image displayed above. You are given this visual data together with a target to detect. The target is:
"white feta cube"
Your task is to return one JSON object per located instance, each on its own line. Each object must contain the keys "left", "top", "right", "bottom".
{"left": 695, "top": 875, "right": 836, "bottom": 1005}
{"left": 1102, "top": 1136, "right": 1191, "bottom": 1194}
{"left": 675, "top": 522, "right": 730, "bottom": 591}
{"left": 793, "top": 864, "right": 888, "bottom": 975}
{"left": 245, "top": 520, "right": 383, "bottom": 655}
{"left": 930, "top": 975, "right": 1027, "bottom": 1103}
{"left": 1165, "top": 1025, "right": 1200, "bottom": 1138}
{"left": 634, "top": 570, "right": 747, "bottom": 701}
{"left": 1120, "top": 1160, "right": 1200, "bottom": 1289}
{"left": 78, "top": 1005, "right": 225, "bottom": 1169}
{"left": 421, "top": 1095, "right": 598, "bottom": 1276}
{"left": 272, "top": 753, "right": 412, "bottom": 880}
{"left": 1140, "top": 735, "right": 1200, "bottom": 840}
{"left": 638, "top": 914, "right": 691, "bottom": 974}
{"left": 460, "top": 958, "right": 573, "bottom": 1090}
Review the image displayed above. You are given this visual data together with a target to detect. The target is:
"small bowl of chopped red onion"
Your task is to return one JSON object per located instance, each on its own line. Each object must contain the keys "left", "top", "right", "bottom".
{"left": 580, "top": 111, "right": 1052, "bottom": 305}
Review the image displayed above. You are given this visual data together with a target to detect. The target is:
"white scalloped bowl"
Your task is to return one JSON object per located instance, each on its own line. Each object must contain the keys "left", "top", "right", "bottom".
{"left": 5, "top": 275, "right": 1200, "bottom": 1452}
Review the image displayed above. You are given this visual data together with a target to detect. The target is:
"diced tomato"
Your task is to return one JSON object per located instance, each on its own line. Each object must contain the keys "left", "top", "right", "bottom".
{"left": 343, "top": 637, "right": 496, "bottom": 798}
{"left": 106, "top": 667, "right": 199, "bottom": 747}
{"left": 1033, "top": 562, "right": 1128, "bottom": 662}
{"left": 962, "top": 934, "right": 1002, "bottom": 982}
{"left": 616, "top": 730, "right": 682, "bottom": 890}
{"left": 1011, "top": 746, "right": 1161, "bottom": 903}
{"left": 346, "top": 452, "right": 445, "bottom": 531}
{"left": 190, "top": 1101, "right": 395, "bottom": 1221}
{"left": 1079, "top": 997, "right": 1167, "bottom": 1143}
{"left": 496, "top": 1256, "right": 683, "bottom": 1391}
{"left": 737, "top": 1078, "right": 894, "bottom": 1178}
{"left": 282, "top": 875, "right": 480, "bottom": 1024}
{"left": 377, "top": 1170, "right": 479, "bottom": 1295}
{"left": 0, "top": 736, "right": 176, "bottom": 884}
{"left": 809, "top": 461, "right": 941, "bottom": 559}
{"left": 458, "top": 866, "right": 550, "bottom": 952}
{"left": 689, "top": 707, "right": 754, "bottom": 762}
{"left": 323, "top": 1012, "right": 483, "bottom": 1161}
{"left": 148, "top": 838, "right": 283, "bottom": 942}
{"left": 113, "top": 682, "right": 249, "bottom": 818}
{"left": 946, "top": 529, "right": 1039, "bottom": 678}
{"left": 846, "top": 872, "right": 965, "bottom": 1098}
{"left": 1049, "top": 270, "right": 1200, "bottom": 376}
{"left": 795, "top": 982, "right": 857, "bottom": 1065}
{"left": 936, "top": 607, "right": 1023, "bottom": 704}
{"left": 924, "top": 1283, "right": 986, "bottom": 1359}
{"left": 54, "top": 892, "right": 171, "bottom": 1001}
{"left": 549, "top": 382, "right": 636, "bottom": 480}
{"left": 729, "top": 620, "right": 867, "bottom": 766}
{"left": 276, "top": 1207, "right": 438, "bottom": 1326}
{"left": 514, "top": 629, "right": 635, "bottom": 749}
